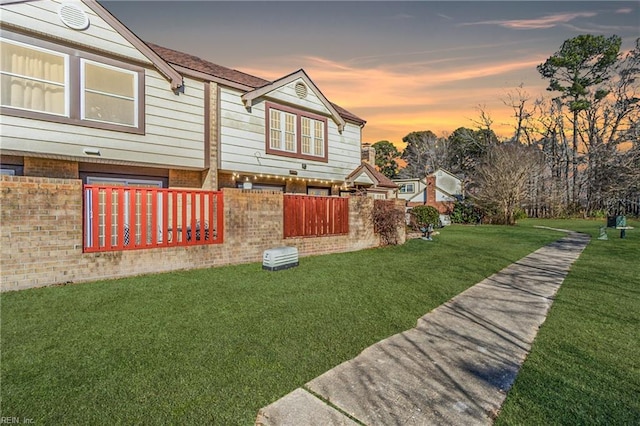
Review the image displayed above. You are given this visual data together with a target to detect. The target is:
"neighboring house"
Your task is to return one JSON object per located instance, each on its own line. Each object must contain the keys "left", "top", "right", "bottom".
{"left": 344, "top": 145, "right": 398, "bottom": 199}
{"left": 148, "top": 44, "right": 366, "bottom": 196}
{"left": 394, "top": 168, "right": 462, "bottom": 213}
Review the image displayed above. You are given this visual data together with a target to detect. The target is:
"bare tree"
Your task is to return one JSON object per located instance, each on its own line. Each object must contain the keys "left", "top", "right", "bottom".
{"left": 471, "top": 143, "right": 546, "bottom": 225}
{"left": 399, "top": 130, "right": 449, "bottom": 178}
{"left": 503, "top": 85, "right": 536, "bottom": 145}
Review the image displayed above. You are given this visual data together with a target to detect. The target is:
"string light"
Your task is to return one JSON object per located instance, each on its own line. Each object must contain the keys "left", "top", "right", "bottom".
{"left": 230, "top": 170, "right": 346, "bottom": 191}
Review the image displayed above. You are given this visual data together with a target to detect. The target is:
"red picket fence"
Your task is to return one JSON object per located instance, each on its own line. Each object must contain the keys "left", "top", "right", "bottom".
{"left": 283, "top": 195, "right": 349, "bottom": 238}
{"left": 83, "top": 185, "right": 223, "bottom": 252}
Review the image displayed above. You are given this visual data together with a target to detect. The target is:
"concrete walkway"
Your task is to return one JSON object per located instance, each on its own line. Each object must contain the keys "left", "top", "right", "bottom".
{"left": 256, "top": 232, "right": 590, "bottom": 426}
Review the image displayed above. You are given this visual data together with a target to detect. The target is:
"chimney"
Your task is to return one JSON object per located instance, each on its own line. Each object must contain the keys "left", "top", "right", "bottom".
{"left": 361, "top": 143, "right": 376, "bottom": 164}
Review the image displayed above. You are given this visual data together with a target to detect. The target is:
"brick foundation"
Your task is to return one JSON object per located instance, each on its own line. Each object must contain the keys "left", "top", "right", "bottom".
{"left": 1, "top": 177, "right": 403, "bottom": 291}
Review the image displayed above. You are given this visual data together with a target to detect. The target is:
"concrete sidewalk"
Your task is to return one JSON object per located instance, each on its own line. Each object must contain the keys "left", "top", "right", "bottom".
{"left": 256, "top": 232, "right": 590, "bottom": 426}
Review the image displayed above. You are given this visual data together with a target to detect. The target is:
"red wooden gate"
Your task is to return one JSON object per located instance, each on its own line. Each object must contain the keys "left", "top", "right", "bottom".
{"left": 283, "top": 195, "right": 348, "bottom": 238}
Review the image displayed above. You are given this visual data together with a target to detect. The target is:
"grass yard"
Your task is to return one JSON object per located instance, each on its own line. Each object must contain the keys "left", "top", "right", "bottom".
{"left": 496, "top": 218, "right": 640, "bottom": 425}
{"left": 1, "top": 224, "right": 562, "bottom": 425}
{"left": 3, "top": 220, "right": 638, "bottom": 425}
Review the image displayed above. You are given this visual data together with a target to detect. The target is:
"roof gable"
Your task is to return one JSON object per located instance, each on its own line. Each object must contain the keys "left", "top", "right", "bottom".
{"left": 429, "top": 168, "right": 461, "bottom": 182}
{"left": 242, "top": 69, "right": 347, "bottom": 132}
{"left": 347, "top": 162, "right": 398, "bottom": 188}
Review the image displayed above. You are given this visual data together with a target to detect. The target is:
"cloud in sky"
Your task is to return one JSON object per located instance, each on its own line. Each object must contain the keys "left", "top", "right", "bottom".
{"left": 100, "top": 0, "right": 639, "bottom": 147}
{"left": 462, "top": 11, "right": 599, "bottom": 29}
{"left": 240, "top": 53, "right": 548, "bottom": 144}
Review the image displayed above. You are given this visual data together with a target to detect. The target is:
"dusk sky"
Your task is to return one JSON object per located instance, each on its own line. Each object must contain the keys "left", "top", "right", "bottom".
{"left": 101, "top": 1, "right": 639, "bottom": 148}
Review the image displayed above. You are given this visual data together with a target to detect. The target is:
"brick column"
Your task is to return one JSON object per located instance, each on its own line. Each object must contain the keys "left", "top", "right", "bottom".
{"left": 201, "top": 82, "right": 218, "bottom": 190}
{"left": 426, "top": 175, "right": 436, "bottom": 205}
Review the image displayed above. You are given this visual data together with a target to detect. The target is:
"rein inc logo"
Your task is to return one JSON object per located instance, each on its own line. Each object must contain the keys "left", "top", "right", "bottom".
{"left": 0, "top": 418, "right": 34, "bottom": 424}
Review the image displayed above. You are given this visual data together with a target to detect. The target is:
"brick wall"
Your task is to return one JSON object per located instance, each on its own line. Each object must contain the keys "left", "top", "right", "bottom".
{"left": 168, "top": 169, "right": 202, "bottom": 188}
{"left": 23, "top": 157, "right": 78, "bottom": 179}
{"left": 1, "top": 178, "right": 402, "bottom": 291}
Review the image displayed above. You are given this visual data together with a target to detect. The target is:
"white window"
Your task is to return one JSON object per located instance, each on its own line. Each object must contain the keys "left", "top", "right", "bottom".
{"left": 314, "top": 120, "right": 324, "bottom": 157}
{"left": 269, "top": 109, "right": 296, "bottom": 152}
{"left": 1, "top": 33, "right": 144, "bottom": 133}
{"left": 0, "top": 39, "right": 69, "bottom": 116}
{"left": 266, "top": 102, "right": 328, "bottom": 161}
{"left": 301, "top": 116, "right": 311, "bottom": 154}
{"left": 400, "top": 183, "right": 415, "bottom": 194}
{"left": 81, "top": 59, "right": 137, "bottom": 127}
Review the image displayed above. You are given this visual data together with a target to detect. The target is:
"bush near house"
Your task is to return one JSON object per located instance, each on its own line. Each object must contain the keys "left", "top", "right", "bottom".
{"left": 372, "top": 199, "right": 405, "bottom": 245}
{"left": 410, "top": 205, "right": 440, "bottom": 229}
{"left": 451, "top": 199, "right": 482, "bottom": 224}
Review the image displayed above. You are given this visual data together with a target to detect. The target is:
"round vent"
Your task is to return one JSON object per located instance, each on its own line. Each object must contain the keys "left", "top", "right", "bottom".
{"left": 58, "top": 3, "right": 90, "bottom": 30}
{"left": 295, "top": 82, "right": 308, "bottom": 99}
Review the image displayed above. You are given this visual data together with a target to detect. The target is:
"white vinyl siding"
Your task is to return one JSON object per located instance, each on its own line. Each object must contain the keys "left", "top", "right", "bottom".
{"left": 0, "top": 0, "right": 152, "bottom": 64}
{"left": 219, "top": 87, "right": 361, "bottom": 182}
{"left": 1, "top": 72, "right": 206, "bottom": 169}
{"left": 266, "top": 78, "right": 332, "bottom": 116}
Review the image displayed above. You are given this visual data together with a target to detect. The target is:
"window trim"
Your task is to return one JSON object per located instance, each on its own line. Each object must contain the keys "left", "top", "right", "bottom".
{"left": 0, "top": 38, "right": 70, "bottom": 117}
{"left": 0, "top": 31, "right": 145, "bottom": 135}
{"left": 265, "top": 102, "right": 328, "bottom": 163}
{"left": 400, "top": 183, "right": 416, "bottom": 194}
{"left": 80, "top": 58, "right": 139, "bottom": 128}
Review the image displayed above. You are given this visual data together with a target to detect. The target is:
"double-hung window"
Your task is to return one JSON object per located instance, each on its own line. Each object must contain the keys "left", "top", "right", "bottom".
{"left": 400, "top": 183, "right": 415, "bottom": 194}
{"left": 1, "top": 32, "right": 144, "bottom": 134}
{"left": 81, "top": 59, "right": 137, "bottom": 127}
{"left": 269, "top": 108, "right": 296, "bottom": 153}
{"left": 266, "top": 102, "right": 328, "bottom": 162}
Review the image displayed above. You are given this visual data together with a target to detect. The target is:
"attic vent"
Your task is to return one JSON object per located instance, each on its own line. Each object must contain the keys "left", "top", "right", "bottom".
{"left": 295, "top": 82, "right": 308, "bottom": 99}
{"left": 58, "top": 3, "right": 90, "bottom": 30}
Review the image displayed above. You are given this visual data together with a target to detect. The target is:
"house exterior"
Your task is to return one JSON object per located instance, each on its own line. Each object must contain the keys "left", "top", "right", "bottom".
{"left": 0, "top": 0, "right": 398, "bottom": 291}
{"left": 1, "top": 1, "right": 365, "bottom": 193}
{"left": 147, "top": 45, "right": 366, "bottom": 196}
{"left": 0, "top": 0, "right": 212, "bottom": 189}
{"left": 395, "top": 168, "right": 462, "bottom": 213}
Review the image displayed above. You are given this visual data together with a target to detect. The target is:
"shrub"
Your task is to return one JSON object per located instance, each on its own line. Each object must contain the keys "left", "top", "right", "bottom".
{"left": 514, "top": 208, "right": 528, "bottom": 221}
{"left": 410, "top": 205, "right": 440, "bottom": 229}
{"left": 451, "top": 200, "right": 482, "bottom": 224}
{"left": 372, "top": 200, "right": 405, "bottom": 246}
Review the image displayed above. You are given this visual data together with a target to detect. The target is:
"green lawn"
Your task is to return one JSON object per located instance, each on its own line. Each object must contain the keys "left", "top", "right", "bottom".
{"left": 1, "top": 220, "right": 637, "bottom": 425}
{"left": 496, "top": 218, "right": 640, "bottom": 425}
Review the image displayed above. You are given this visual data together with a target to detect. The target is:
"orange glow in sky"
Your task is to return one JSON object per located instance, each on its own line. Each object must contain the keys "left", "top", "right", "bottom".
{"left": 103, "top": 1, "right": 639, "bottom": 150}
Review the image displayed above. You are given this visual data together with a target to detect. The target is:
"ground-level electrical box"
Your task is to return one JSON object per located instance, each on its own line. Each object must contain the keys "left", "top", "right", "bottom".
{"left": 262, "top": 246, "right": 299, "bottom": 271}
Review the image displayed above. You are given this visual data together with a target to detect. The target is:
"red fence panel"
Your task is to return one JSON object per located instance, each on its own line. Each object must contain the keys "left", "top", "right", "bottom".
{"left": 284, "top": 195, "right": 349, "bottom": 238}
{"left": 83, "top": 185, "right": 224, "bottom": 253}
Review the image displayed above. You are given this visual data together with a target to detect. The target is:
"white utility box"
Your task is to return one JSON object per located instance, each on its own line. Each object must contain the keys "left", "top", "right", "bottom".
{"left": 262, "top": 246, "right": 299, "bottom": 271}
